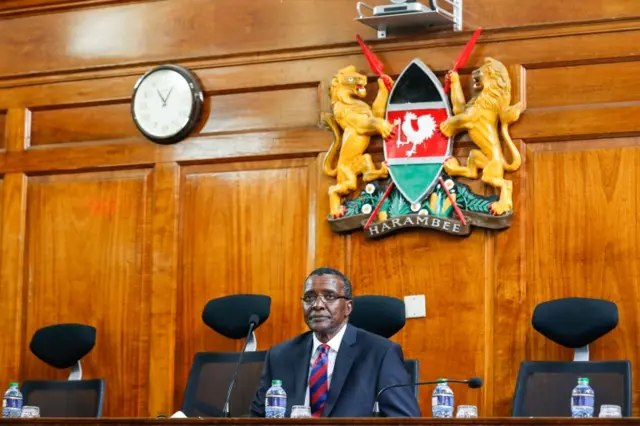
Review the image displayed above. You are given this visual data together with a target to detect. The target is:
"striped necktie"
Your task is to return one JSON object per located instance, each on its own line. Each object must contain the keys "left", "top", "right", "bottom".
{"left": 309, "top": 344, "right": 330, "bottom": 417}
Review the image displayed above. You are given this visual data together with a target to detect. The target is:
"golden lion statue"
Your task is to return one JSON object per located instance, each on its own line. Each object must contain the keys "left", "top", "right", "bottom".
{"left": 439, "top": 57, "right": 523, "bottom": 215}
{"left": 322, "top": 65, "right": 395, "bottom": 218}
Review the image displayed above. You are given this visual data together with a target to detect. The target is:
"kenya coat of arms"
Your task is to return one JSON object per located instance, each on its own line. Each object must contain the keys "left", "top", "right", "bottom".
{"left": 321, "top": 35, "right": 523, "bottom": 239}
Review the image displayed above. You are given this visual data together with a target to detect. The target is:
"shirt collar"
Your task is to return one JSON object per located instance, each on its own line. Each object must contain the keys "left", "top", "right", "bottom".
{"left": 312, "top": 323, "right": 347, "bottom": 354}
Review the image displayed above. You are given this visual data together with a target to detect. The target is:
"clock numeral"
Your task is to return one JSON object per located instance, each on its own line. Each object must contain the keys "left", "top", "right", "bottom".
{"left": 180, "top": 110, "right": 189, "bottom": 117}
{"left": 162, "top": 125, "right": 169, "bottom": 132}
{"left": 141, "top": 114, "right": 150, "bottom": 121}
{"left": 139, "top": 102, "right": 147, "bottom": 110}
{"left": 153, "top": 122, "right": 159, "bottom": 128}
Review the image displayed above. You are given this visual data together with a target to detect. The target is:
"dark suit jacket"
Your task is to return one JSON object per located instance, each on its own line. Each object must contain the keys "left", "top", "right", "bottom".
{"left": 250, "top": 324, "right": 421, "bottom": 417}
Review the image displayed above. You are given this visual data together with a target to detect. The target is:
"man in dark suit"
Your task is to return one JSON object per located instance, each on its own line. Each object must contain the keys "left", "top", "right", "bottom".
{"left": 250, "top": 267, "right": 420, "bottom": 418}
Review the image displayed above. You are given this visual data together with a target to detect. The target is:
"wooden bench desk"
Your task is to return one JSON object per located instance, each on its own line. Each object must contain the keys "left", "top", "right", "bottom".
{"left": 0, "top": 418, "right": 637, "bottom": 426}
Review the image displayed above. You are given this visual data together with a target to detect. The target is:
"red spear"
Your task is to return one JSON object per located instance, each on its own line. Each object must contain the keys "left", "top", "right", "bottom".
{"left": 444, "top": 27, "right": 483, "bottom": 93}
{"left": 356, "top": 34, "right": 393, "bottom": 91}
{"left": 355, "top": 35, "right": 397, "bottom": 229}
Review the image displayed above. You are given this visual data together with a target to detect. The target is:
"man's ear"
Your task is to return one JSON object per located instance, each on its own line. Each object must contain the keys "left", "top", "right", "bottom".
{"left": 346, "top": 300, "right": 353, "bottom": 316}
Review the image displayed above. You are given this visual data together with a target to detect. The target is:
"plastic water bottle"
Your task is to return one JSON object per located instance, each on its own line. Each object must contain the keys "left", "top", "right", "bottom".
{"left": 265, "top": 379, "right": 286, "bottom": 418}
{"left": 571, "top": 377, "right": 595, "bottom": 417}
{"left": 432, "top": 378, "right": 454, "bottom": 418}
{"left": 2, "top": 382, "right": 22, "bottom": 418}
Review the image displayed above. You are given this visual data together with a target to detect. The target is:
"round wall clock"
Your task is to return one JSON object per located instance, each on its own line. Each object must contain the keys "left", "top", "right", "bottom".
{"left": 131, "top": 64, "right": 204, "bottom": 145}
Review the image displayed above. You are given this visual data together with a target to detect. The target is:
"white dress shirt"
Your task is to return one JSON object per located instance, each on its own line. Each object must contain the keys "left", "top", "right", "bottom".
{"left": 303, "top": 323, "right": 347, "bottom": 407}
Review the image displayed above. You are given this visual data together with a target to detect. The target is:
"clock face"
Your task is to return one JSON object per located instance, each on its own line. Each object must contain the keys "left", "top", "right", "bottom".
{"left": 131, "top": 65, "right": 203, "bottom": 143}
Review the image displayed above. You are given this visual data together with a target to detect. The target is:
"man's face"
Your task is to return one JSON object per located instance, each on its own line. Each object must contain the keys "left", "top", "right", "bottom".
{"left": 302, "top": 274, "right": 353, "bottom": 337}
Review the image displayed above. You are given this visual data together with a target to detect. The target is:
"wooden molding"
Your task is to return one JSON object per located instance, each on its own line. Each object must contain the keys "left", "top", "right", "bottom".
{"left": 0, "top": 0, "right": 147, "bottom": 17}
{"left": 0, "top": 16, "right": 639, "bottom": 87}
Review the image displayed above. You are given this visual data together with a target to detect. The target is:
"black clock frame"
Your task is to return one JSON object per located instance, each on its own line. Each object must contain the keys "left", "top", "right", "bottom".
{"left": 131, "top": 64, "right": 204, "bottom": 145}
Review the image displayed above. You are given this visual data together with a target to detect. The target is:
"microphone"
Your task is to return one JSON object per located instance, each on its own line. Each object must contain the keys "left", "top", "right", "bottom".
{"left": 371, "top": 377, "right": 483, "bottom": 417}
{"left": 222, "top": 314, "right": 260, "bottom": 417}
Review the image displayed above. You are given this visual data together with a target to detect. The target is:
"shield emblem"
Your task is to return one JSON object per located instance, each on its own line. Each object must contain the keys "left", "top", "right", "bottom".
{"left": 384, "top": 59, "right": 453, "bottom": 205}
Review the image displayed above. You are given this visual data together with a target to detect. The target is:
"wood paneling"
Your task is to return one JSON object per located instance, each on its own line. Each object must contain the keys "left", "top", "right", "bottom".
{"left": 22, "top": 169, "right": 153, "bottom": 416}
{"left": 201, "top": 87, "right": 320, "bottom": 135}
{"left": 30, "top": 102, "right": 139, "bottom": 146}
{"left": 527, "top": 62, "right": 640, "bottom": 108}
{"left": 0, "top": 0, "right": 639, "bottom": 419}
{"left": 0, "top": 174, "right": 22, "bottom": 383}
{"left": 3, "top": 19, "right": 640, "bottom": 99}
{"left": 350, "top": 228, "right": 488, "bottom": 412}
{"left": 526, "top": 140, "right": 640, "bottom": 409}
{"left": 148, "top": 162, "right": 180, "bottom": 415}
{"left": 490, "top": 142, "right": 527, "bottom": 417}
{"left": 0, "top": 0, "right": 126, "bottom": 15}
{"left": 175, "top": 158, "right": 314, "bottom": 408}
{"left": 29, "top": 86, "right": 319, "bottom": 146}
{"left": 0, "top": 0, "right": 639, "bottom": 79}
{"left": 0, "top": 111, "right": 6, "bottom": 149}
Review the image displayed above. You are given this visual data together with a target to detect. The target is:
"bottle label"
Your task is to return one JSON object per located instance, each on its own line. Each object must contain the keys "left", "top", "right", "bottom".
{"left": 432, "top": 395, "right": 453, "bottom": 407}
{"left": 572, "top": 395, "right": 594, "bottom": 407}
{"left": 4, "top": 397, "right": 22, "bottom": 409}
{"left": 265, "top": 396, "right": 286, "bottom": 408}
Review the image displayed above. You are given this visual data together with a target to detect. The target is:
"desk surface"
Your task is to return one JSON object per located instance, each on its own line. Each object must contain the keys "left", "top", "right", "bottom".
{"left": 0, "top": 419, "right": 637, "bottom": 426}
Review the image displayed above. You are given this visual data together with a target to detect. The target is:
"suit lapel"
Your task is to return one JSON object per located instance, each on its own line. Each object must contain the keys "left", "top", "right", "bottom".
{"left": 290, "top": 332, "right": 313, "bottom": 408}
{"left": 323, "top": 324, "right": 358, "bottom": 417}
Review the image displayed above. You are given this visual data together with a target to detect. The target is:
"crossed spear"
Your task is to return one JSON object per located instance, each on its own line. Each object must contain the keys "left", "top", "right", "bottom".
{"left": 356, "top": 28, "right": 482, "bottom": 230}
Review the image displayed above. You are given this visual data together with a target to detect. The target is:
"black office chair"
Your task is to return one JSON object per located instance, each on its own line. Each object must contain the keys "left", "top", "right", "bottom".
{"left": 21, "top": 379, "right": 104, "bottom": 417}
{"left": 180, "top": 294, "right": 271, "bottom": 417}
{"left": 180, "top": 351, "right": 266, "bottom": 417}
{"left": 22, "top": 323, "right": 105, "bottom": 417}
{"left": 348, "top": 295, "right": 420, "bottom": 396}
{"left": 511, "top": 298, "right": 631, "bottom": 417}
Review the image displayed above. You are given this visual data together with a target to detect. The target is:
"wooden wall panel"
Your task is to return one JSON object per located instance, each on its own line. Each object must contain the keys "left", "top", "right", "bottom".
{"left": 28, "top": 86, "right": 319, "bottom": 146}
{"left": 30, "top": 102, "right": 138, "bottom": 146}
{"left": 3, "top": 20, "right": 640, "bottom": 106}
{"left": 201, "top": 87, "right": 319, "bottom": 134}
{"left": 526, "top": 62, "right": 640, "bottom": 109}
{"left": 0, "top": 0, "right": 124, "bottom": 14}
{"left": 0, "top": 111, "right": 6, "bottom": 149}
{"left": 0, "top": 173, "right": 27, "bottom": 386}
{"left": 349, "top": 228, "right": 488, "bottom": 412}
{"left": 174, "top": 158, "right": 314, "bottom": 408}
{"left": 529, "top": 140, "right": 640, "bottom": 408}
{"left": 489, "top": 141, "right": 527, "bottom": 417}
{"left": 0, "top": 0, "right": 639, "bottom": 79}
{"left": 21, "top": 169, "right": 153, "bottom": 416}
{"left": 147, "top": 162, "right": 180, "bottom": 416}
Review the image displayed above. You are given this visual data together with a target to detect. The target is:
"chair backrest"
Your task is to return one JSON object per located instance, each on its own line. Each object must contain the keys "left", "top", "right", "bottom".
{"left": 511, "top": 360, "right": 631, "bottom": 417}
{"left": 202, "top": 295, "right": 271, "bottom": 352}
{"left": 181, "top": 351, "right": 267, "bottom": 417}
{"left": 349, "top": 295, "right": 406, "bottom": 339}
{"left": 21, "top": 379, "right": 105, "bottom": 417}
{"left": 532, "top": 298, "right": 618, "bottom": 361}
{"left": 29, "top": 323, "right": 97, "bottom": 380}
{"left": 349, "top": 295, "right": 419, "bottom": 396}
{"left": 403, "top": 359, "right": 419, "bottom": 397}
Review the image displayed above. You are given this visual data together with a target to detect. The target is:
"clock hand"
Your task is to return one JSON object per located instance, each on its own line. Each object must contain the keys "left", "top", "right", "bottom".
{"left": 164, "top": 86, "right": 174, "bottom": 104}
{"left": 156, "top": 89, "right": 167, "bottom": 105}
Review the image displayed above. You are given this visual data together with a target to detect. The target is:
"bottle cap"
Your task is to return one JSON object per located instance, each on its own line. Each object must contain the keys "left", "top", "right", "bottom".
{"left": 272, "top": 379, "right": 282, "bottom": 386}
{"left": 9, "top": 382, "right": 18, "bottom": 388}
{"left": 437, "top": 378, "right": 447, "bottom": 383}
{"left": 578, "top": 377, "right": 589, "bottom": 383}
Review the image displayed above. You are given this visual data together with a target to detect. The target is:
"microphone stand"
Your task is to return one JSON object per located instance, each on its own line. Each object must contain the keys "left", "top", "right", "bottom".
{"left": 222, "top": 319, "right": 258, "bottom": 417}
{"left": 372, "top": 378, "right": 482, "bottom": 417}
